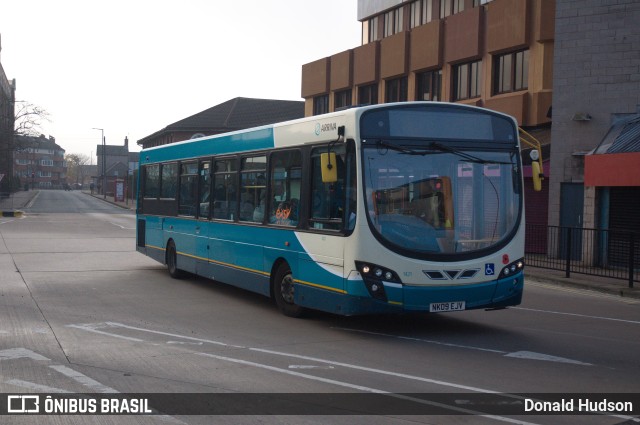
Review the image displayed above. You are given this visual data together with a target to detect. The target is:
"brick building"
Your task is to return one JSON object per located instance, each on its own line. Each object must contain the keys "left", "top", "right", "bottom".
{"left": 14, "top": 135, "right": 67, "bottom": 189}
{"left": 0, "top": 35, "right": 17, "bottom": 193}
{"left": 137, "top": 97, "right": 305, "bottom": 149}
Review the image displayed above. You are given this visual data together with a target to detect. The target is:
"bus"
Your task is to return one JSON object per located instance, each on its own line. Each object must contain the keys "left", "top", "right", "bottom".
{"left": 136, "top": 102, "right": 527, "bottom": 317}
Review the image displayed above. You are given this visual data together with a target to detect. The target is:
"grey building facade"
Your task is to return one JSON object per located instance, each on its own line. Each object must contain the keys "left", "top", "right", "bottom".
{"left": 549, "top": 0, "right": 640, "bottom": 234}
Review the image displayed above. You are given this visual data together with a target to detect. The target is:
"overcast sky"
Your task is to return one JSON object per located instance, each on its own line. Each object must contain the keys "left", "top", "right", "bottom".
{"left": 0, "top": 0, "right": 360, "bottom": 163}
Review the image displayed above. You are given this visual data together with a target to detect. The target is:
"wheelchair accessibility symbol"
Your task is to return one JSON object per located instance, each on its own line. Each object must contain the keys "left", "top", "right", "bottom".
{"left": 485, "top": 263, "right": 495, "bottom": 276}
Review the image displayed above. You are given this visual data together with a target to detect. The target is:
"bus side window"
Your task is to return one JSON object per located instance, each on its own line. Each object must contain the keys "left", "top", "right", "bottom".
{"left": 179, "top": 162, "right": 198, "bottom": 217}
{"left": 268, "top": 150, "right": 301, "bottom": 226}
{"left": 240, "top": 155, "right": 266, "bottom": 223}
{"left": 213, "top": 158, "right": 237, "bottom": 220}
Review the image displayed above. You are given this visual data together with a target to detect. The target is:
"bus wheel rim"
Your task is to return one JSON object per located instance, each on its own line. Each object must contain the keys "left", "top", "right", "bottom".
{"left": 280, "top": 274, "right": 295, "bottom": 304}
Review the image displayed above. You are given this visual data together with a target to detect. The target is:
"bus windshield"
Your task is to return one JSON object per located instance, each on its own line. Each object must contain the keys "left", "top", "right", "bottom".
{"left": 360, "top": 106, "right": 522, "bottom": 258}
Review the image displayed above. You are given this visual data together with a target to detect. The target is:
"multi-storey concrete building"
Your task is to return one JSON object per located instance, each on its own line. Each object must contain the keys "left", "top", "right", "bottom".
{"left": 14, "top": 135, "right": 67, "bottom": 189}
{"left": 301, "top": 0, "right": 554, "bottom": 130}
{"left": 301, "top": 0, "right": 555, "bottom": 232}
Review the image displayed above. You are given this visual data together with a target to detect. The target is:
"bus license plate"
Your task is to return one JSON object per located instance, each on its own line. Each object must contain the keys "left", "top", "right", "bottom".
{"left": 429, "top": 301, "right": 466, "bottom": 312}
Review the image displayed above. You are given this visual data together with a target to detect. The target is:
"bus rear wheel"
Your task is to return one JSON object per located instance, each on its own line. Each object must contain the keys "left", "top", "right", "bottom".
{"left": 166, "top": 240, "right": 184, "bottom": 279}
{"left": 273, "top": 263, "right": 304, "bottom": 318}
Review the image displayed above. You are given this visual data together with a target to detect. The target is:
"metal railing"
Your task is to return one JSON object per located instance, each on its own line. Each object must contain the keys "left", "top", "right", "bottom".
{"left": 525, "top": 224, "right": 639, "bottom": 288}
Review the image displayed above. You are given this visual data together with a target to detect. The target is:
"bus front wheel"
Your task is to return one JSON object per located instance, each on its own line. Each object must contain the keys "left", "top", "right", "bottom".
{"left": 273, "top": 263, "right": 304, "bottom": 318}
{"left": 166, "top": 240, "right": 184, "bottom": 279}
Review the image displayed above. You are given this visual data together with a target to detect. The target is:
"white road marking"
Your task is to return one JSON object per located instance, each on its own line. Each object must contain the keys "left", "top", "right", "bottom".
{"left": 167, "top": 341, "right": 203, "bottom": 346}
{"left": 25, "top": 191, "right": 40, "bottom": 208}
{"left": 67, "top": 323, "right": 145, "bottom": 342}
{"left": 504, "top": 351, "right": 592, "bottom": 365}
{"left": 513, "top": 307, "right": 640, "bottom": 325}
{"left": 49, "top": 365, "right": 119, "bottom": 394}
{"left": 332, "top": 327, "right": 591, "bottom": 366}
{"left": 0, "top": 348, "right": 50, "bottom": 361}
{"left": 6, "top": 379, "right": 70, "bottom": 393}
{"left": 250, "top": 347, "right": 501, "bottom": 393}
{"left": 105, "top": 321, "right": 245, "bottom": 348}
{"left": 334, "top": 327, "right": 506, "bottom": 353}
{"left": 198, "top": 352, "right": 539, "bottom": 424}
{"left": 288, "top": 365, "right": 335, "bottom": 370}
{"left": 109, "top": 222, "right": 135, "bottom": 230}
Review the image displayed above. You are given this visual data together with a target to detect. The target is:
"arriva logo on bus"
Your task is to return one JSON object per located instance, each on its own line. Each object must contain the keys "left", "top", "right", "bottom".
{"left": 315, "top": 122, "right": 337, "bottom": 136}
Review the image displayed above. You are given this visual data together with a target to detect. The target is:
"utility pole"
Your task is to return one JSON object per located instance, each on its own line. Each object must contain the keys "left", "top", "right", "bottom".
{"left": 92, "top": 128, "right": 105, "bottom": 199}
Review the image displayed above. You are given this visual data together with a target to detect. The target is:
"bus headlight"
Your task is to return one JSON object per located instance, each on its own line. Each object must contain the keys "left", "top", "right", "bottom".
{"left": 355, "top": 261, "right": 402, "bottom": 302}
{"left": 499, "top": 258, "right": 524, "bottom": 280}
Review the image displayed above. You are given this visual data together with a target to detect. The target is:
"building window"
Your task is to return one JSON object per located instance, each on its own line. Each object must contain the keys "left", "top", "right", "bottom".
{"left": 440, "top": 0, "right": 464, "bottom": 18}
{"left": 313, "top": 95, "right": 329, "bottom": 115}
{"left": 358, "top": 84, "right": 378, "bottom": 105}
{"left": 416, "top": 69, "right": 442, "bottom": 101}
{"left": 384, "top": 7, "right": 403, "bottom": 37}
{"left": 334, "top": 89, "right": 352, "bottom": 110}
{"left": 453, "top": 60, "right": 482, "bottom": 101}
{"left": 41, "top": 159, "right": 53, "bottom": 166}
{"left": 39, "top": 171, "right": 52, "bottom": 178}
{"left": 411, "top": 0, "right": 433, "bottom": 28}
{"left": 367, "top": 16, "right": 379, "bottom": 43}
{"left": 493, "top": 50, "right": 529, "bottom": 95}
{"left": 385, "top": 77, "right": 408, "bottom": 103}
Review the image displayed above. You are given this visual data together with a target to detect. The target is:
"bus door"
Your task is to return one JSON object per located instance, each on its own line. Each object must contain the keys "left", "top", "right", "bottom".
{"left": 169, "top": 162, "right": 200, "bottom": 273}
{"left": 298, "top": 145, "right": 355, "bottom": 294}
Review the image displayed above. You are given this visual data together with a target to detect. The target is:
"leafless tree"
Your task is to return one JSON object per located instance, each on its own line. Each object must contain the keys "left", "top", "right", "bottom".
{"left": 65, "top": 153, "right": 91, "bottom": 185}
{"left": 14, "top": 101, "right": 51, "bottom": 137}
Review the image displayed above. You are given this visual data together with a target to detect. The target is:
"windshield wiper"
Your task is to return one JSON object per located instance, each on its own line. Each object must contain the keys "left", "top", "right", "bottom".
{"left": 427, "top": 142, "right": 513, "bottom": 165}
{"left": 373, "top": 139, "right": 511, "bottom": 165}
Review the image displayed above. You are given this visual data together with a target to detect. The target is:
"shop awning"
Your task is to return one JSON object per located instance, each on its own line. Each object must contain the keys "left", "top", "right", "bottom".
{"left": 585, "top": 116, "right": 640, "bottom": 187}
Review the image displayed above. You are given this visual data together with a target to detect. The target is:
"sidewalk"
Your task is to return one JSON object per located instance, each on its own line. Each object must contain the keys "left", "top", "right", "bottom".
{"left": 0, "top": 190, "right": 39, "bottom": 217}
{"left": 83, "top": 190, "right": 135, "bottom": 210}
{"left": 525, "top": 266, "right": 640, "bottom": 300}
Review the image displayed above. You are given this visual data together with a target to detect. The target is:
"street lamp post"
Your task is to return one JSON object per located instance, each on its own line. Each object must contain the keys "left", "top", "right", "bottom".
{"left": 92, "top": 128, "right": 106, "bottom": 199}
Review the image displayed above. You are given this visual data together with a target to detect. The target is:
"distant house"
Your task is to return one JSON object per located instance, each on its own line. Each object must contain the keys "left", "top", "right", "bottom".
{"left": 14, "top": 135, "right": 67, "bottom": 189}
{"left": 137, "top": 97, "right": 305, "bottom": 149}
{"left": 96, "top": 136, "right": 137, "bottom": 194}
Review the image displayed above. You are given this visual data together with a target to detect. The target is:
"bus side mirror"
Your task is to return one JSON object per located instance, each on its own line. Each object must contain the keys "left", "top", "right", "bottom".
{"left": 321, "top": 152, "right": 338, "bottom": 183}
{"left": 531, "top": 161, "right": 543, "bottom": 192}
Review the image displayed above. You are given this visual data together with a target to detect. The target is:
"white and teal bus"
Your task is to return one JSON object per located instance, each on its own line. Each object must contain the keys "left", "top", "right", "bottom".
{"left": 137, "top": 102, "right": 526, "bottom": 317}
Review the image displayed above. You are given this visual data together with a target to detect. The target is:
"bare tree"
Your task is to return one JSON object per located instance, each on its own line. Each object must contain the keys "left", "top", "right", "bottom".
{"left": 65, "top": 153, "right": 90, "bottom": 186}
{"left": 14, "top": 101, "right": 51, "bottom": 138}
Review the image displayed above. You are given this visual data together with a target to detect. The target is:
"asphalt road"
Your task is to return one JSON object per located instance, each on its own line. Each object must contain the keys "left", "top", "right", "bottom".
{"left": 0, "top": 190, "right": 638, "bottom": 425}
